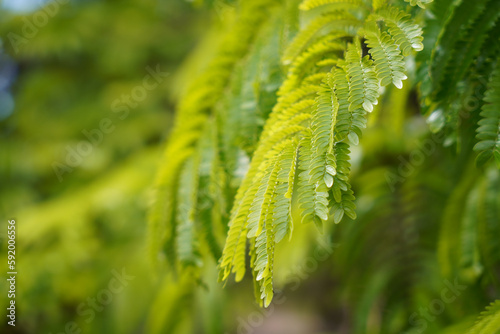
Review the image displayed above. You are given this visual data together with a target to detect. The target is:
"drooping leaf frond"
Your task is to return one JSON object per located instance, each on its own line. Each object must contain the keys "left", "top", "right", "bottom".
{"left": 218, "top": 0, "right": 428, "bottom": 306}
{"left": 150, "top": 0, "right": 500, "bottom": 329}
{"left": 418, "top": 0, "right": 500, "bottom": 153}
{"left": 150, "top": 0, "right": 283, "bottom": 272}
{"left": 474, "top": 62, "right": 500, "bottom": 167}
{"left": 372, "top": 7, "right": 424, "bottom": 55}
{"left": 365, "top": 23, "right": 407, "bottom": 88}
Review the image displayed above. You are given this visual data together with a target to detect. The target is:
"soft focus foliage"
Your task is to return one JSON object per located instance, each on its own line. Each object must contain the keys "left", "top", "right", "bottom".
{"left": 1, "top": 0, "right": 206, "bottom": 333}
{"left": 1, "top": 0, "right": 499, "bottom": 333}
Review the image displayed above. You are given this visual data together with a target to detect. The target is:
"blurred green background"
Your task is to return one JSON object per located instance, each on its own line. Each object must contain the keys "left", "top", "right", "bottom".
{"left": 0, "top": 0, "right": 208, "bottom": 332}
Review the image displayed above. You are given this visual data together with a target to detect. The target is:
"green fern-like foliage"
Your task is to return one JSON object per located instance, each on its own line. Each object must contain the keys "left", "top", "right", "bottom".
{"left": 474, "top": 62, "right": 500, "bottom": 167}
{"left": 146, "top": 0, "right": 500, "bottom": 330}
{"left": 218, "top": 0, "right": 428, "bottom": 306}
{"left": 413, "top": 0, "right": 500, "bottom": 290}
{"left": 149, "top": 0, "right": 432, "bottom": 309}
{"left": 152, "top": 0, "right": 497, "bottom": 317}
{"left": 404, "top": 0, "right": 431, "bottom": 8}
{"left": 466, "top": 300, "right": 500, "bottom": 334}
{"left": 149, "top": 0, "right": 282, "bottom": 272}
{"left": 418, "top": 0, "right": 500, "bottom": 165}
